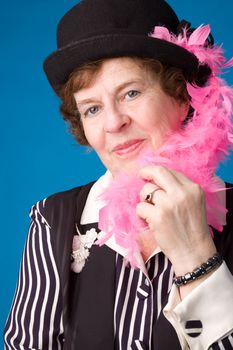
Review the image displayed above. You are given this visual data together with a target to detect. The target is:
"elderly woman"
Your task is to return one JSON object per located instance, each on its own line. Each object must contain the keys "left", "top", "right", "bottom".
{"left": 4, "top": 0, "right": 233, "bottom": 349}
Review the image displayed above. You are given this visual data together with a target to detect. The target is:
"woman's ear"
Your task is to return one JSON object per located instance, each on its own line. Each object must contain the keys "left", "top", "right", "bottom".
{"left": 180, "top": 101, "right": 190, "bottom": 122}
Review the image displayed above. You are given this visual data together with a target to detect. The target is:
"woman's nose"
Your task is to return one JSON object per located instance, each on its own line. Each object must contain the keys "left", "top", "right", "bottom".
{"left": 104, "top": 104, "right": 130, "bottom": 133}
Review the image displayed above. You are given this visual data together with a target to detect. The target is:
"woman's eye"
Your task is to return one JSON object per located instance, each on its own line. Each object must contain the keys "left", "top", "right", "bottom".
{"left": 125, "top": 90, "right": 140, "bottom": 100}
{"left": 84, "top": 105, "right": 100, "bottom": 117}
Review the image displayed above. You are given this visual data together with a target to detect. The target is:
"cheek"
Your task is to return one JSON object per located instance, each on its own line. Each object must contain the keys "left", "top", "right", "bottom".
{"left": 81, "top": 122, "right": 94, "bottom": 147}
{"left": 155, "top": 102, "right": 184, "bottom": 132}
{"left": 141, "top": 104, "right": 184, "bottom": 147}
{"left": 140, "top": 106, "right": 175, "bottom": 135}
{"left": 82, "top": 121, "right": 104, "bottom": 152}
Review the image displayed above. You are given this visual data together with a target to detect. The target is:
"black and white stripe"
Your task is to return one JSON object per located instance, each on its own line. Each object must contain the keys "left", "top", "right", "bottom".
{"left": 4, "top": 203, "right": 64, "bottom": 350}
{"left": 185, "top": 320, "right": 203, "bottom": 337}
{"left": 114, "top": 252, "right": 174, "bottom": 350}
{"left": 4, "top": 204, "right": 233, "bottom": 350}
{"left": 209, "top": 331, "right": 233, "bottom": 350}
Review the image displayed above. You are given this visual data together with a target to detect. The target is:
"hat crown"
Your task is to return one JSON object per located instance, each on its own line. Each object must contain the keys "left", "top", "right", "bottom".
{"left": 44, "top": 0, "right": 200, "bottom": 92}
{"left": 57, "top": 0, "right": 179, "bottom": 48}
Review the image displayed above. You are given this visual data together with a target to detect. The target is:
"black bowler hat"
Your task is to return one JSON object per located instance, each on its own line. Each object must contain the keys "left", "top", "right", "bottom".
{"left": 43, "top": 0, "right": 200, "bottom": 93}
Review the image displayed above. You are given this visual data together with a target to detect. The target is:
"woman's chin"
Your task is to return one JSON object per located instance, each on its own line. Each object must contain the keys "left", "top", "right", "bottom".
{"left": 110, "top": 158, "right": 143, "bottom": 177}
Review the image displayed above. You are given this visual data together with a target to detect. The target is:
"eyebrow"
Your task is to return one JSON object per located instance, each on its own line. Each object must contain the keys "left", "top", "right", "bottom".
{"left": 76, "top": 79, "right": 144, "bottom": 107}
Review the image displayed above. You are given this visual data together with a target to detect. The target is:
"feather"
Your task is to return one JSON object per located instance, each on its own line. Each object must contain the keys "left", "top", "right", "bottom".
{"left": 188, "top": 25, "right": 211, "bottom": 46}
{"left": 223, "top": 57, "right": 233, "bottom": 68}
{"left": 97, "top": 24, "right": 233, "bottom": 267}
{"left": 151, "top": 26, "right": 171, "bottom": 41}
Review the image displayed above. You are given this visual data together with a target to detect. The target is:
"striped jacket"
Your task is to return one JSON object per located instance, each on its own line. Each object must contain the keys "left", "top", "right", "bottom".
{"left": 4, "top": 181, "right": 233, "bottom": 349}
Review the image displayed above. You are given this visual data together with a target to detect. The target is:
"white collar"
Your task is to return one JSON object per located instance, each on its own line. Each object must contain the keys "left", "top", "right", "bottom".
{"left": 80, "top": 170, "right": 113, "bottom": 225}
{"left": 80, "top": 170, "right": 149, "bottom": 272}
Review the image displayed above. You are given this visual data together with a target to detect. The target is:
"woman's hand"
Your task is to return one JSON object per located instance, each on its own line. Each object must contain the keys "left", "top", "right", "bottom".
{"left": 136, "top": 165, "right": 217, "bottom": 280}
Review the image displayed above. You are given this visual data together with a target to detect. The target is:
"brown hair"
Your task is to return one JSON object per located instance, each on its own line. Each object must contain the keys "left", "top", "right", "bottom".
{"left": 58, "top": 57, "right": 190, "bottom": 145}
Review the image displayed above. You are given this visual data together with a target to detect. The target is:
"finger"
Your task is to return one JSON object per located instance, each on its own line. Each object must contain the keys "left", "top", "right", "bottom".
{"left": 136, "top": 201, "right": 155, "bottom": 224}
{"left": 139, "top": 165, "right": 181, "bottom": 193}
{"left": 165, "top": 167, "right": 193, "bottom": 185}
{"left": 139, "top": 182, "right": 160, "bottom": 201}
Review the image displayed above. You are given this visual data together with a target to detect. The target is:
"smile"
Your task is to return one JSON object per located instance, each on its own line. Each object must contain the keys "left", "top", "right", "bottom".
{"left": 113, "top": 139, "right": 145, "bottom": 156}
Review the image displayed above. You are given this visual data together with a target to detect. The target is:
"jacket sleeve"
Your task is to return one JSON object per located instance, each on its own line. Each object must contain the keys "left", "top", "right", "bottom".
{"left": 4, "top": 202, "right": 64, "bottom": 350}
{"left": 163, "top": 262, "right": 233, "bottom": 350}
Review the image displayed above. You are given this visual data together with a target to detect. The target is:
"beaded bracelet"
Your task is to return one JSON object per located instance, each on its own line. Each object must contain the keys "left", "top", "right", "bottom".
{"left": 174, "top": 253, "right": 223, "bottom": 287}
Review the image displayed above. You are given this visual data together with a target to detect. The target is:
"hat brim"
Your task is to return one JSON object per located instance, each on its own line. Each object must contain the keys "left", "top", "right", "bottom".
{"left": 43, "top": 33, "right": 199, "bottom": 93}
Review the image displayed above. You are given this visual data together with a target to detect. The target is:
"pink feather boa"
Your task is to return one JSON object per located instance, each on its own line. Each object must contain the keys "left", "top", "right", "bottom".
{"left": 97, "top": 25, "right": 233, "bottom": 266}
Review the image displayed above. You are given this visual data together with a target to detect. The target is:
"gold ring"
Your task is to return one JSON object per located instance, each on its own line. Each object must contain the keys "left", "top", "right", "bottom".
{"left": 145, "top": 189, "right": 159, "bottom": 204}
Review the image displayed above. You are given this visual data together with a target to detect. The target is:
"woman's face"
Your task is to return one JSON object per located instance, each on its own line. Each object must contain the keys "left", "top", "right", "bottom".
{"left": 74, "top": 57, "right": 188, "bottom": 175}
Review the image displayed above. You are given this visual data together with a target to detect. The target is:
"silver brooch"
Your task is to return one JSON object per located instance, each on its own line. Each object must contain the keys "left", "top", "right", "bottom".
{"left": 71, "top": 225, "right": 98, "bottom": 273}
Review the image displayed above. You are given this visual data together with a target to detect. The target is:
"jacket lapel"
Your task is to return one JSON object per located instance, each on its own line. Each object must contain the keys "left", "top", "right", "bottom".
{"left": 62, "top": 183, "right": 116, "bottom": 350}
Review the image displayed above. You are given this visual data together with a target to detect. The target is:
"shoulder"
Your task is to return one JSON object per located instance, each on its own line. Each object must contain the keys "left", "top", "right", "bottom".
{"left": 226, "top": 182, "right": 233, "bottom": 212}
{"left": 225, "top": 182, "right": 233, "bottom": 228}
{"left": 30, "top": 181, "right": 95, "bottom": 226}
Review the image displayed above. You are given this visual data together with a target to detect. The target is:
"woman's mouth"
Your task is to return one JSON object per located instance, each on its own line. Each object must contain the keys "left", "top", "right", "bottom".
{"left": 113, "top": 139, "right": 145, "bottom": 156}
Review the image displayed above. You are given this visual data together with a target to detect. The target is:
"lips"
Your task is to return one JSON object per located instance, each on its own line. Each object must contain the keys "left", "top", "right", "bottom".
{"left": 113, "top": 139, "right": 145, "bottom": 156}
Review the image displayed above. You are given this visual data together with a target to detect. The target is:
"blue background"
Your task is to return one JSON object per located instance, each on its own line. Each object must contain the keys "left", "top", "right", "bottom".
{"left": 1, "top": 0, "right": 233, "bottom": 347}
